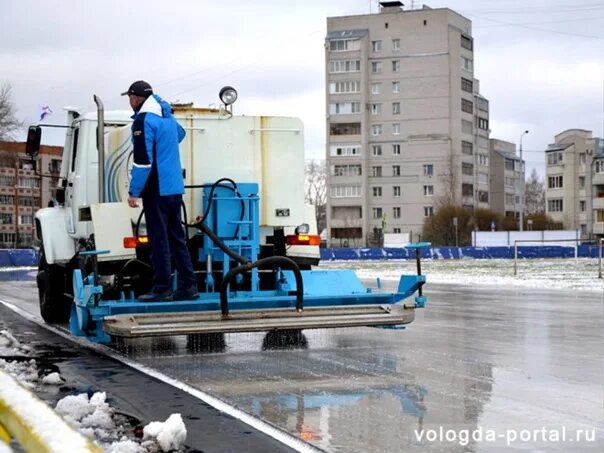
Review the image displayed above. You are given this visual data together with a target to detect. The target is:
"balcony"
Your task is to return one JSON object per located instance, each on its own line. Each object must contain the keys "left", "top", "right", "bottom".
{"left": 593, "top": 198, "right": 604, "bottom": 210}
{"left": 330, "top": 218, "right": 363, "bottom": 228}
{"left": 593, "top": 173, "right": 604, "bottom": 185}
{"left": 593, "top": 223, "right": 604, "bottom": 235}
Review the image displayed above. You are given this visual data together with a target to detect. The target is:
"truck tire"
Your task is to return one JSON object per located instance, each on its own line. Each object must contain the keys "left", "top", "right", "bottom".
{"left": 37, "top": 248, "right": 71, "bottom": 323}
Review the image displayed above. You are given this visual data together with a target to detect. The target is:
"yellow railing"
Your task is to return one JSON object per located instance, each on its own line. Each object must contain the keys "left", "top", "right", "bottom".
{"left": 0, "top": 370, "right": 103, "bottom": 453}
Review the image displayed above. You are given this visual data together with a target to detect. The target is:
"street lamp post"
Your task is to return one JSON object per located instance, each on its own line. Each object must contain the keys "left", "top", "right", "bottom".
{"left": 519, "top": 130, "right": 529, "bottom": 231}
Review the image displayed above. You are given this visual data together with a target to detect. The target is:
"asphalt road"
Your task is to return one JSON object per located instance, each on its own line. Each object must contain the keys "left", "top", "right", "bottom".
{"left": 1, "top": 270, "right": 603, "bottom": 452}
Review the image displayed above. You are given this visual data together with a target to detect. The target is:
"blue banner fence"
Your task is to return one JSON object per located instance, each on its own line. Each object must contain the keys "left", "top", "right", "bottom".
{"left": 0, "top": 246, "right": 601, "bottom": 268}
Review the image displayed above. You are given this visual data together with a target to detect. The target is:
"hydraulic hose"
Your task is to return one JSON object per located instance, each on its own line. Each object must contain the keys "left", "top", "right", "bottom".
{"left": 220, "top": 256, "right": 304, "bottom": 317}
{"left": 197, "top": 221, "right": 248, "bottom": 265}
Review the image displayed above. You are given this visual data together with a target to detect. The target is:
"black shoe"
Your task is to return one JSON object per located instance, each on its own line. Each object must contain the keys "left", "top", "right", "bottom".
{"left": 139, "top": 290, "right": 173, "bottom": 302}
{"left": 173, "top": 288, "right": 200, "bottom": 301}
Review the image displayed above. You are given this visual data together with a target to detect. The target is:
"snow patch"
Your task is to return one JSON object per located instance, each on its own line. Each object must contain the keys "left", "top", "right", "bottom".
{"left": 42, "top": 371, "right": 64, "bottom": 385}
{"left": 143, "top": 413, "right": 187, "bottom": 452}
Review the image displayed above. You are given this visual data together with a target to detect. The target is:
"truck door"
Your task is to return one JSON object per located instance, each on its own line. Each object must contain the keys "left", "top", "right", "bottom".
{"left": 64, "top": 125, "right": 80, "bottom": 234}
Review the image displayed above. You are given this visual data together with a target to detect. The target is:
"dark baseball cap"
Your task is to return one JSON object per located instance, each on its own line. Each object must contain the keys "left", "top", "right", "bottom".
{"left": 121, "top": 80, "right": 153, "bottom": 97}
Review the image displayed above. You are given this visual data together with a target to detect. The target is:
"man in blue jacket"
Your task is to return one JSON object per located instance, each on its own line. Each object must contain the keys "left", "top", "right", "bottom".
{"left": 123, "top": 80, "right": 198, "bottom": 302}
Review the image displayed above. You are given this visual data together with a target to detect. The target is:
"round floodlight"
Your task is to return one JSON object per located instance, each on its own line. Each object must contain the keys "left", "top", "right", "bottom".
{"left": 219, "top": 86, "right": 238, "bottom": 105}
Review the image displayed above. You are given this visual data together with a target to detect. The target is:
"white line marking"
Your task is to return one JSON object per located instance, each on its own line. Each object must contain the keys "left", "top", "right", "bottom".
{"left": 0, "top": 299, "right": 323, "bottom": 453}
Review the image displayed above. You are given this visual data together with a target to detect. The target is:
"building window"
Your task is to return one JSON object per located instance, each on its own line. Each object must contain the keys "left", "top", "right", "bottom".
{"left": 548, "top": 199, "right": 563, "bottom": 212}
{"left": 423, "top": 164, "right": 433, "bottom": 176}
{"left": 392, "top": 165, "right": 400, "bottom": 176}
{"left": 579, "top": 152, "right": 586, "bottom": 164}
{"left": 478, "top": 172, "right": 488, "bottom": 184}
{"left": 371, "top": 166, "right": 382, "bottom": 177}
{"left": 461, "top": 77, "right": 473, "bottom": 93}
{"left": 372, "top": 40, "right": 383, "bottom": 52}
{"left": 392, "top": 81, "right": 400, "bottom": 93}
{"left": 333, "top": 164, "right": 362, "bottom": 177}
{"left": 479, "top": 154, "right": 488, "bottom": 166}
{"left": 596, "top": 160, "right": 604, "bottom": 173}
{"left": 0, "top": 213, "right": 13, "bottom": 224}
{"left": 477, "top": 117, "right": 489, "bottom": 130}
{"left": 393, "top": 227, "right": 401, "bottom": 234}
{"left": 580, "top": 200, "right": 586, "bottom": 212}
{"left": 371, "top": 103, "right": 382, "bottom": 115}
{"left": 505, "top": 176, "right": 514, "bottom": 187}
{"left": 461, "top": 99, "right": 473, "bottom": 114}
{"left": 462, "top": 183, "right": 473, "bottom": 197}
{"left": 461, "top": 34, "right": 473, "bottom": 50}
{"left": 372, "top": 145, "right": 383, "bottom": 156}
{"left": 329, "top": 81, "right": 361, "bottom": 94}
{"left": 392, "top": 38, "right": 400, "bottom": 50}
{"left": 548, "top": 175, "right": 563, "bottom": 189}
{"left": 330, "top": 144, "right": 361, "bottom": 156}
{"left": 393, "top": 186, "right": 401, "bottom": 197}
{"left": 424, "top": 185, "right": 434, "bottom": 196}
{"left": 0, "top": 195, "right": 14, "bottom": 205}
{"left": 372, "top": 124, "right": 383, "bottom": 136}
{"left": 462, "top": 162, "right": 473, "bottom": 176}
{"left": 506, "top": 193, "right": 515, "bottom": 205}
{"left": 49, "top": 159, "right": 61, "bottom": 173}
{"left": 598, "top": 211, "right": 604, "bottom": 222}
{"left": 579, "top": 176, "right": 585, "bottom": 188}
{"left": 372, "top": 186, "right": 382, "bottom": 197}
{"left": 329, "top": 102, "right": 361, "bottom": 115}
{"left": 424, "top": 206, "right": 434, "bottom": 217}
{"left": 393, "top": 207, "right": 401, "bottom": 218}
{"left": 0, "top": 175, "right": 15, "bottom": 187}
{"left": 460, "top": 56, "right": 473, "bottom": 71}
{"left": 505, "top": 159, "right": 515, "bottom": 171}
{"left": 330, "top": 185, "right": 361, "bottom": 198}
{"left": 547, "top": 151, "right": 564, "bottom": 165}
{"left": 330, "top": 123, "right": 361, "bottom": 136}
{"left": 329, "top": 60, "right": 361, "bottom": 73}
{"left": 329, "top": 39, "right": 361, "bottom": 52}
{"left": 18, "top": 197, "right": 38, "bottom": 207}
{"left": 0, "top": 233, "right": 15, "bottom": 244}
{"left": 462, "top": 140, "right": 473, "bottom": 155}
{"left": 372, "top": 207, "right": 383, "bottom": 219}
{"left": 581, "top": 224, "right": 587, "bottom": 236}
{"left": 372, "top": 83, "right": 382, "bottom": 95}
{"left": 19, "top": 214, "right": 33, "bottom": 225}
{"left": 392, "top": 123, "right": 400, "bottom": 135}
{"left": 371, "top": 61, "right": 382, "bottom": 73}
{"left": 478, "top": 191, "right": 489, "bottom": 203}
{"left": 392, "top": 102, "right": 401, "bottom": 115}
{"left": 392, "top": 60, "right": 400, "bottom": 72}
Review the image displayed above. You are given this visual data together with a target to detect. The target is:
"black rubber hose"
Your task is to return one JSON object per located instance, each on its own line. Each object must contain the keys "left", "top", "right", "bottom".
{"left": 198, "top": 222, "right": 249, "bottom": 265}
{"left": 220, "top": 256, "right": 304, "bottom": 316}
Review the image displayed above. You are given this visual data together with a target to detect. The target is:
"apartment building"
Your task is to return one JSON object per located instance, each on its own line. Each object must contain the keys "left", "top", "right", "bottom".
{"left": 489, "top": 138, "right": 524, "bottom": 220}
{"left": 545, "top": 129, "right": 604, "bottom": 237}
{"left": 325, "top": 1, "right": 490, "bottom": 247}
{"left": 0, "top": 141, "right": 62, "bottom": 247}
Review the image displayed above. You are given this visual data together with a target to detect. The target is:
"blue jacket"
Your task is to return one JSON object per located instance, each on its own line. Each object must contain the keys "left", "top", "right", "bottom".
{"left": 128, "top": 94, "right": 186, "bottom": 197}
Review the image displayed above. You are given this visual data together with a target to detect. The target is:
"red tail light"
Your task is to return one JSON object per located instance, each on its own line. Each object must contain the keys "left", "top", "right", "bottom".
{"left": 123, "top": 236, "right": 149, "bottom": 248}
{"left": 286, "top": 234, "right": 321, "bottom": 246}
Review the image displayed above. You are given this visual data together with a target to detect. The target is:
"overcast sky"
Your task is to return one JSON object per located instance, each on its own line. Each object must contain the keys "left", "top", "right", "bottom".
{"left": 2, "top": 0, "right": 604, "bottom": 176}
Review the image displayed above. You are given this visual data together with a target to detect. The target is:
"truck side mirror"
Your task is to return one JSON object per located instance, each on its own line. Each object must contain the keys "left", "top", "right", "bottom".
{"left": 25, "top": 126, "right": 41, "bottom": 160}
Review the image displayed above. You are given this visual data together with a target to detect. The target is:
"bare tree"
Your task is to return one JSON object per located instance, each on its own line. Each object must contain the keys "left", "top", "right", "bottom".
{"left": 436, "top": 151, "right": 459, "bottom": 206}
{"left": 0, "top": 82, "right": 23, "bottom": 141}
{"left": 304, "top": 159, "right": 327, "bottom": 233}
{"left": 525, "top": 168, "right": 545, "bottom": 215}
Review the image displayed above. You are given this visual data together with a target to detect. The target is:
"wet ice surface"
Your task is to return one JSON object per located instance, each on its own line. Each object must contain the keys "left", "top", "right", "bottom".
{"left": 115, "top": 282, "right": 604, "bottom": 452}
{"left": 2, "top": 261, "right": 604, "bottom": 452}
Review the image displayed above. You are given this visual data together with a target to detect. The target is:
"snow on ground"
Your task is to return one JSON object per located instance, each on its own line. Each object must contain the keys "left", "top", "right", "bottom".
{"left": 320, "top": 258, "right": 604, "bottom": 292}
{"left": 0, "top": 328, "right": 187, "bottom": 452}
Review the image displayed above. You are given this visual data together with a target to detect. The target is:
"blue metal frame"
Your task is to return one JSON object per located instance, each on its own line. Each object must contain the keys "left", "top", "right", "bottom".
{"left": 67, "top": 183, "right": 431, "bottom": 344}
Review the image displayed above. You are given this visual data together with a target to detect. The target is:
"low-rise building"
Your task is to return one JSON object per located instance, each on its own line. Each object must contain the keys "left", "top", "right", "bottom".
{"left": 544, "top": 129, "right": 604, "bottom": 238}
{"left": 489, "top": 138, "right": 524, "bottom": 221}
{"left": 0, "top": 141, "right": 62, "bottom": 247}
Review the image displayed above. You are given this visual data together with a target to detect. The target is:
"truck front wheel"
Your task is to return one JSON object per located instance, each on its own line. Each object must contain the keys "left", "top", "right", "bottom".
{"left": 37, "top": 248, "right": 71, "bottom": 323}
